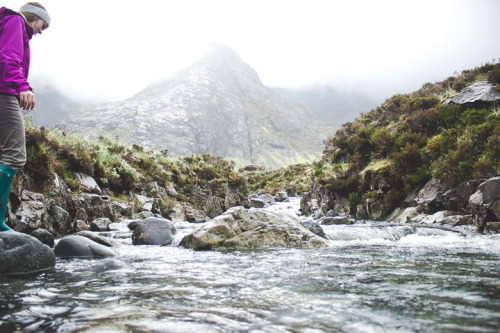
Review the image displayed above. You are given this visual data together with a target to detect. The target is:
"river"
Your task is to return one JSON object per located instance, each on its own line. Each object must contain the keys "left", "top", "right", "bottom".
{"left": 1, "top": 198, "right": 500, "bottom": 332}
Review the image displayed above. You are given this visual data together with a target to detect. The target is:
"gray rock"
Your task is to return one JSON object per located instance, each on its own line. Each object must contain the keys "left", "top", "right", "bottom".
{"left": 74, "top": 173, "right": 101, "bottom": 194}
{"left": 75, "top": 231, "right": 114, "bottom": 247}
{"left": 0, "top": 233, "right": 55, "bottom": 275}
{"left": 136, "top": 194, "right": 154, "bottom": 211}
{"left": 90, "top": 217, "right": 112, "bottom": 231}
{"left": 132, "top": 217, "right": 176, "bottom": 246}
{"left": 444, "top": 81, "right": 500, "bottom": 105}
{"left": 14, "top": 190, "right": 46, "bottom": 232}
{"left": 168, "top": 203, "right": 186, "bottom": 222}
{"left": 77, "top": 193, "right": 118, "bottom": 222}
{"left": 243, "top": 165, "right": 259, "bottom": 171}
{"left": 275, "top": 191, "right": 289, "bottom": 202}
{"left": 249, "top": 198, "right": 265, "bottom": 208}
{"left": 48, "top": 205, "right": 72, "bottom": 237}
{"left": 73, "top": 220, "right": 90, "bottom": 232}
{"left": 259, "top": 193, "right": 275, "bottom": 203}
{"left": 469, "top": 177, "right": 500, "bottom": 231}
{"left": 185, "top": 206, "right": 207, "bottom": 223}
{"left": 302, "top": 221, "right": 328, "bottom": 239}
{"left": 108, "top": 222, "right": 130, "bottom": 232}
{"left": 54, "top": 235, "right": 117, "bottom": 258}
{"left": 484, "top": 222, "right": 500, "bottom": 233}
{"left": 166, "top": 183, "right": 179, "bottom": 197}
{"left": 319, "top": 216, "right": 353, "bottom": 225}
{"left": 180, "top": 206, "right": 329, "bottom": 250}
{"left": 30, "top": 228, "right": 55, "bottom": 248}
{"left": 133, "top": 211, "right": 154, "bottom": 220}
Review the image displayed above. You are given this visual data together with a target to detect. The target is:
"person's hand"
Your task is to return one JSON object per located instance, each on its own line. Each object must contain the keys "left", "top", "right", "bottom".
{"left": 19, "top": 90, "right": 36, "bottom": 110}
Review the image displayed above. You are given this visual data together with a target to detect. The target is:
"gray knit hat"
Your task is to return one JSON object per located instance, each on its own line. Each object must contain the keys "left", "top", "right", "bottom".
{"left": 19, "top": 3, "right": 51, "bottom": 28}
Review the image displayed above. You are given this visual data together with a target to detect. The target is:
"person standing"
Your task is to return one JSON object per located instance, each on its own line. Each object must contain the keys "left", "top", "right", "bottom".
{"left": 0, "top": 3, "right": 50, "bottom": 231}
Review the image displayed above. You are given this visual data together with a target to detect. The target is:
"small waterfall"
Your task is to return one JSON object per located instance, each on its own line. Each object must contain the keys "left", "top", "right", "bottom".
{"left": 323, "top": 224, "right": 416, "bottom": 242}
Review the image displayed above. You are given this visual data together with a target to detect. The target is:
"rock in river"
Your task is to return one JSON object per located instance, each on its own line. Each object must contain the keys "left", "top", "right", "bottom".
{"left": 54, "top": 235, "right": 117, "bottom": 258}
{"left": 132, "top": 217, "right": 176, "bottom": 246}
{"left": 0, "top": 232, "right": 55, "bottom": 275}
{"left": 180, "top": 206, "right": 329, "bottom": 250}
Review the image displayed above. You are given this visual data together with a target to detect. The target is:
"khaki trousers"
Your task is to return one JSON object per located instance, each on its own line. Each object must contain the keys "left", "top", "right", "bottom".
{"left": 0, "top": 94, "right": 26, "bottom": 170}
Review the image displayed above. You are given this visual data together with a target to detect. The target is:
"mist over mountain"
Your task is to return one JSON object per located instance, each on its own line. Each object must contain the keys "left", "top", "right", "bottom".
{"left": 27, "top": 77, "right": 83, "bottom": 127}
{"left": 272, "top": 85, "right": 377, "bottom": 123}
{"left": 57, "top": 44, "right": 337, "bottom": 168}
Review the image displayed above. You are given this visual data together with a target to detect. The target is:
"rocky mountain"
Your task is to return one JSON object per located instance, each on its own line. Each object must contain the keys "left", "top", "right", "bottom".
{"left": 57, "top": 44, "right": 336, "bottom": 168}
{"left": 273, "top": 85, "right": 376, "bottom": 124}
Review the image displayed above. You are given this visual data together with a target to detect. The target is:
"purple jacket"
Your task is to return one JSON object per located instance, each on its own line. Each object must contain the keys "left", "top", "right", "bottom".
{"left": 0, "top": 7, "right": 34, "bottom": 96}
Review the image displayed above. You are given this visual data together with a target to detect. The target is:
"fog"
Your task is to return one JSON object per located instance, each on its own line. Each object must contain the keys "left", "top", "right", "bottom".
{"left": 3, "top": 0, "right": 500, "bottom": 103}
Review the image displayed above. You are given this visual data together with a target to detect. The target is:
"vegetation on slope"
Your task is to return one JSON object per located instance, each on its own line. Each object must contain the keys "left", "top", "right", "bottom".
{"left": 23, "top": 122, "right": 246, "bottom": 213}
{"left": 313, "top": 63, "right": 500, "bottom": 215}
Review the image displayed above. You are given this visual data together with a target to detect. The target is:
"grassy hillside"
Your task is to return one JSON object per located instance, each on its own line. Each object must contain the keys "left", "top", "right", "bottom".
{"left": 23, "top": 122, "right": 247, "bottom": 213}
{"left": 313, "top": 63, "right": 500, "bottom": 214}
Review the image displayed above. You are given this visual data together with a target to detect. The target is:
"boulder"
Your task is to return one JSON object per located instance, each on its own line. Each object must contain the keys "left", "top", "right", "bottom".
{"left": 258, "top": 193, "right": 275, "bottom": 203}
{"left": 77, "top": 193, "right": 118, "bottom": 222}
{"left": 302, "top": 221, "right": 328, "bottom": 239}
{"left": 75, "top": 231, "right": 115, "bottom": 247}
{"left": 168, "top": 203, "right": 186, "bottom": 222}
{"left": 90, "top": 217, "right": 112, "bottom": 231}
{"left": 0, "top": 232, "right": 55, "bottom": 275}
{"left": 132, "top": 217, "right": 176, "bottom": 246}
{"left": 166, "top": 183, "right": 179, "bottom": 197}
{"left": 180, "top": 206, "right": 329, "bottom": 250}
{"left": 185, "top": 206, "right": 207, "bottom": 223}
{"left": 469, "top": 177, "right": 500, "bottom": 231}
{"left": 74, "top": 173, "right": 101, "bottom": 194}
{"left": 48, "top": 205, "right": 72, "bottom": 237}
{"left": 387, "top": 207, "right": 420, "bottom": 223}
{"left": 73, "top": 220, "right": 90, "bottom": 232}
{"left": 444, "top": 81, "right": 500, "bottom": 105}
{"left": 14, "top": 190, "right": 46, "bottom": 232}
{"left": 30, "top": 228, "right": 55, "bottom": 247}
{"left": 275, "top": 191, "right": 289, "bottom": 202}
{"left": 136, "top": 194, "right": 154, "bottom": 211}
{"left": 249, "top": 198, "right": 265, "bottom": 208}
{"left": 54, "top": 235, "right": 117, "bottom": 258}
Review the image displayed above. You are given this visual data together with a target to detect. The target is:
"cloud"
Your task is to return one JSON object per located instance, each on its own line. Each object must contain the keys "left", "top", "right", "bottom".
{"left": 3, "top": 0, "right": 500, "bottom": 102}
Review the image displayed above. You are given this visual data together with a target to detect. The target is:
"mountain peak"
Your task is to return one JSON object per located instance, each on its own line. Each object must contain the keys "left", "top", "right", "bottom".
{"left": 58, "top": 47, "right": 335, "bottom": 168}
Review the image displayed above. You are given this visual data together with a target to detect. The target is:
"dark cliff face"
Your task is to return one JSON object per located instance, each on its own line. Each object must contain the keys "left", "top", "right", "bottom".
{"left": 57, "top": 44, "right": 336, "bottom": 168}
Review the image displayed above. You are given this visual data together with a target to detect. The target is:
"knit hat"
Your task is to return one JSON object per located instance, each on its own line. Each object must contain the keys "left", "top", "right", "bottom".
{"left": 19, "top": 3, "right": 51, "bottom": 28}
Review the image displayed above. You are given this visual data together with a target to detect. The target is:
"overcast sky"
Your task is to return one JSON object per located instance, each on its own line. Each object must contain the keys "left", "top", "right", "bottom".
{"left": 3, "top": 0, "right": 500, "bottom": 102}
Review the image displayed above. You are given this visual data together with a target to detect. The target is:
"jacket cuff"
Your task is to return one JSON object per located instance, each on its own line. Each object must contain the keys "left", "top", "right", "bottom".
{"left": 16, "top": 83, "right": 31, "bottom": 94}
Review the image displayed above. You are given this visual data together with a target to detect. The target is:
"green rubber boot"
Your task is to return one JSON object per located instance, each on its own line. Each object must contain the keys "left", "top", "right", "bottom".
{"left": 0, "top": 163, "right": 17, "bottom": 232}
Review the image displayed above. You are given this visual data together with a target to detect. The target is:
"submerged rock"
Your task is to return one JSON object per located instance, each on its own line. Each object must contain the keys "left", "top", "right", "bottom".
{"left": 180, "top": 206, "right": 329, "bottom": 250}
{"left": 54, "top": 235, "right": 117, "bottom": 258}
{"left": 88, "top": 259, "right": 132, "bottom": 273}
{"left": 0, "top": 232, "right": 55, "bottom": 275}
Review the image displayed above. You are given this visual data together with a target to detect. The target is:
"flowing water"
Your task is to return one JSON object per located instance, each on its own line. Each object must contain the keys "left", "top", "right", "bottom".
{"left": 1, "top": 198, "right": 500, "bottom": 332}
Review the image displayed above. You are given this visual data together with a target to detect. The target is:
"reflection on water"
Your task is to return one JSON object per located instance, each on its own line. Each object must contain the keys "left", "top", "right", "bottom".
{"left": 1, "top": 199, "right": 500, "bottom": 332}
